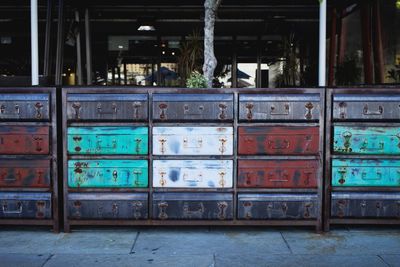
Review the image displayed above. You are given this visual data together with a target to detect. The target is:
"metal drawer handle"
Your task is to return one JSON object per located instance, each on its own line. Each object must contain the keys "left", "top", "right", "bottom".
{"left": 183, "top": 173, "right": 203, "bottom": 182}
{"left": 34, "top": 102, "right": 43, "bottom": 119}
{"left": 268, "top": 171, "right": 289, "bottom": 182}
{"left": 183, "top": 138, "right": 203, "bottom": 148}
{"left": 97, "top": 102, "right": 117, "bottom": 115}
{"left": 159, "top": 103, "right": 168, "bottom": 120}
{"left": 219, "top": 171, "right": 226, "bottom": 187}
{"left": 360, "top": 139, "right": 384, "bottom": 151}
{"left": 183, "top": 202, "right": 205, "bottom": 215}
{"left": 363, "top": 104, "right": 383, "bottom": 115}
{"left": 183, "top": 104, "right": 205, "bottom": 116}
{"left": 159, "top": 171, "right": 167, "bottom": 186}
{"left": 218, "top": 103, "right": 227, "bottom": 120}
{"left": 33, "top": 137, "right": 43, "bottom": 152}
{"left": 133, "top": 170, "right": 142, "bottom": 186}
{"left": 158, "top": 201, "right": 168, "bottom": 219}
{"left": 217, "top": 201, "right": 228, "bottom": 220}
{"left": 270, "top": 103, "right": 290, "bottom": 115}
{"left": 267, "top": 140, "right": 290, "bottom": 149}
{"left": 338, "top": 102, "right": 347, "bottom": 119}
{"left": 305, "top": 102, "right": 314, "bottom": 120}
{"left": 2, "top": 201, "right": 23, "bottom": 214}
{"left": 96, "top": 139, "right": 117, "bottom": 150}
{"left": 0, "top": 104, "right": 21, "bottom": 119}
{"left": 219, "top": 137, "right": 227, "bottom": 154}
{"left": 159, "top": 138, "right": 167, "bottom": 154}
{"left": 245, "top": 103, "right": 254, "bottom": 120}
{"left": 361, "top": 170, "right": 382, "bottom": 180}
{"left": 72, "top": 102, "right": 81, "bottom": 119}
{"left": 112, "top": 170, "right": 118, "bottom": 182}
{"left": 132, "top": 102, "right": 142, "bottom": 119}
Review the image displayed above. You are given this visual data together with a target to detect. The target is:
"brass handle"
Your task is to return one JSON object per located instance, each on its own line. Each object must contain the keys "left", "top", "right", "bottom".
{"left": 219, "top": 137, "right": 227, "bottom": 154}
{"left": 159, "top": 138, "right": 167, "bottom": 154}
{"left": 159, "top": 171, "right": 167, "bottom": 186}
{"left": 218, "top": 171, "right": 226, "bottom": 187}
{"left": 270, "top": 103, "right": 290, "bottom": 115}
{"left": 363, "top": 104, "right": 383, "bottom": 115}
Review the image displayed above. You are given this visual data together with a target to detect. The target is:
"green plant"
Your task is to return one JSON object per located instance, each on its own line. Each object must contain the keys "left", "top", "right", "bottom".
{"left": 178, "top": 30, "right": 204, "bottom": 86}
{"left": 387, "top": 65, "right": 400, "bottom": 83}
{"left": 275, "top": 34, "right": 300, "bottom": 88}
{"left": 186, "top": 72, "right": 207, "bottom": 88}
{"left": 335, "top": 55, "right": 362, "bottom": 85}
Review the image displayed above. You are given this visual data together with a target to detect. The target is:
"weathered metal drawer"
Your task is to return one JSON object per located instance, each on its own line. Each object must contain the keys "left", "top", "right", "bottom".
{"left": 238, "top": 160, "right": 319, "bottom": 188}
{"left": 0, "top": 192, "right": 51, "bottom": 219}
{"left": 66, "top": 93, "right": 148, "bottom": 121}
{"left": 0, "top": 94, "right": 50, "bottom": 121}
{"left": 153, "top": 160, "right": 233, "bottom": 188}
{"left": 153, "top": 127, "right": 233, "bottom": 156}
{"left": 333, "top": 126, "right": 400, "bottom": 155}
{"left": 68, "top": 193, "right": 148, "bottom": 220}
{"left": 152, "top": 193, "right": 233, "bottom": 220}
{"left": 237, "top": 193, "right": 318, "bottom": 220}
{"left": 0, "top": 126, "right": 50, "bottom": 155}
{"left": 333, "top": 94, "right": 400, "bottom": 120}
{"left": 67, "top": 126, "right": 148, "bottom": 155}
{"left": 68, "top": 160, "right": 148, "bottom": 188}
{"left": 0, "top": 160, "right": 51, "bottom": 188}
{"left": 239, "top": 94, "right": 320, "bottom": 121}
{"left": 331, "top": 192, "right": 400, "bottom": 218}
{"left": 238, "top": 126, "right": 319, "bottom": 155}
{"left": 152, "top": 94, "right": 233, "bottom": 121}
{"left": 332, "top": 159, "right": 400, "bottom": 187}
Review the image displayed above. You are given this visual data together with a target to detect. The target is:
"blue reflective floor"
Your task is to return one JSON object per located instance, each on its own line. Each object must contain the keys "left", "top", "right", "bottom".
{"left": 0, "top": 226, "right": 399, "bottom": 267}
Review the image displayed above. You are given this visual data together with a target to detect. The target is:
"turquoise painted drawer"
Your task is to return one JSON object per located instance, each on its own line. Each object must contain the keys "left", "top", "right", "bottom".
{"left": 68, "top": 160, "right": 148, "bottom": 188}
{"left": 67, "top": 126, "right": 148, "bottom": 155}
{"left": 332, "top": 159, "right": 400, "bottom": 187}
{"left": 333, "top": 126, "right": 400, "bottom": 155}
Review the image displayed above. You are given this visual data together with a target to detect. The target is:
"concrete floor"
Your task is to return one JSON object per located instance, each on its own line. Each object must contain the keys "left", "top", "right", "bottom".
{"left": 0, "top": 226, "right": 399, "bottom": 267}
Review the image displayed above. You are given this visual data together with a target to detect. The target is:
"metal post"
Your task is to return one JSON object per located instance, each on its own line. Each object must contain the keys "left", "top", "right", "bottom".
{"left": 43, "top": 0, "right": 53, "bottom": 78}
{"left": 318, "top": 0, "right": 327, "bottom": 87}
{"left": 55, "top": 0, "right": 64, "bottom": 86}
{"left": 328, "top": 8, "right": 337, "bottom": 86}
{"left": 85, "top": 8, "right": 93, "bottom": 85}
{"left": 75, "top": 10, "right": 83, "bottom": 85}
{"left": 123, "top": 63, "right": 127, "bottom": 85}
{"left": 31, "top": 0, "right": 39, "bottom": 85}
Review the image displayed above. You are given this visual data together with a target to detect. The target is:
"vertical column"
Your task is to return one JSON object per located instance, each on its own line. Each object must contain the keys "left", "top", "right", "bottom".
{"left": 55, "top": 0, "right": 64, "bottom": 86}
{"left": 328, "top": 8, "right": 337, "bottom": 87}
{"left": 31, "top": 0, "right": 39, "bottom": 85}
{"left": 75, "top": 10, "right": 83, "bottom": 85}
{"left": 85, "top": 8, "right": 93, "bottom": 85}
{"left": 361, "top": 2, "right": 373, "bottom": 84}
{"left": 318, "top": 0, "right": 327, "bottom": 87}
{"left": 43, "top": 0, "right": 53, "bottom": 78}
{"left": 373, "top": 0, "right": 385, "bottom": 83}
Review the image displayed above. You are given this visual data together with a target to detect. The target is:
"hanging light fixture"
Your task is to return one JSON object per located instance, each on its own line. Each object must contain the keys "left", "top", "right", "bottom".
{"left": 137, "top": 17, "right": 156, "bottom": 31}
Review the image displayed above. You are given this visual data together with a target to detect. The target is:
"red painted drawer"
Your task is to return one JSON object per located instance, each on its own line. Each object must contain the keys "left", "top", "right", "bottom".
{"left": 0, "top": 126, "right": 49, "bottom": 155}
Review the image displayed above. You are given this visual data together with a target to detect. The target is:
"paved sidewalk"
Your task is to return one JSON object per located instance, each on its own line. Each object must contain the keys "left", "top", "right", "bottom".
{"left": 0, "top": 226, "right": 399, "bottom": 267}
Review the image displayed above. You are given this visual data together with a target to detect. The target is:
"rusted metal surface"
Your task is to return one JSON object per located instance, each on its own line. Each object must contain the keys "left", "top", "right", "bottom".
{"left": 66, "top": 94, "right": 148, "bottom": 121}
{"left": 0, "top": 192, "right": 52, "bottom": 219}
{"left": 239, "top": 94, "right": 320, "bottom": 121}
{"left": 0, "top": 159, "right": 51, "bottom": 187}
{"left": 238, "top": 126, "right": 319, "bottom": 155}
{"left": 238, "top": 193, "right": 318, "bottom": 220}
{"left": 333, "top": 94, "right": 400, "bottom": 120}
{"left": 152, "top": 193, "right": 233, "bottom": 220}
{"left": 0, "top": 126, "right": 49, "bottom": 155}
{"left": 331, "top": 192, "right": 400, "bottom": 218}
{"left": 0, "top": 94, "right": 50, "bottom": 121}
{"left": 152, "top": 94, "right": 234, "bottom": 122}
{"left": 67, "top": 193, "right": 148, "bottom": 219}
{"left": 238, "top": 160, "right": 318, "bottom": 188}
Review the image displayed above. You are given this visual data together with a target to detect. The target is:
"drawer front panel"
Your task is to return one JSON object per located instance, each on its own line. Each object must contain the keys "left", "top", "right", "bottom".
{"left": 0, "top": 94, "right": 50, "bottom": 120}
{"left": 0, "top": 160, "right": 51, "bottom": 187}
{"left": 332, "top": 159, "right": 400, "bottom": 187}
{"left": 152, "top": 193, "right": 233, "bottom": 220}
{"left": 0, "top": 126, "right": 50, "bottom": 154}
{"left": 67, "top": 126, "right": 148, "bottom": 155}
{"left": 0, "top": 192, "right": 52, "bottom": 219}
{"left": 239, "top": 94, "right": 320, "bottom": 121}
{"left": 66, "top": 94, "right": 148, "bottom": 121}
{"left": 238, "top": 126, "right": 319, "bottom": 155}
{"left": 333, "top": 126, "right": 400, "bottom": 155}
{"left": 333, "top": 94, "right": 400, "bottom": 120}
{"left": 152, "top": 94, "right": 233, "bottom": 121}
{"left": 331, "top": 192, "right": 400, "bottom": 218}
{"left": 68, "top": 193, "right": 148, "bottom": 219}
{"left": 238, "top": 160, "right": 319, "bottom": 188}
{"left": 68, "top": 160, "right": 148, "bottom": 188}
{"left": 153, "top": 127, "right": 233, "bottom": 155}
{"left": 153, "top": 160, "right": 233, "bottom": 188}
{"left": 237, "top": 194, "right": 318, "bottom": 220}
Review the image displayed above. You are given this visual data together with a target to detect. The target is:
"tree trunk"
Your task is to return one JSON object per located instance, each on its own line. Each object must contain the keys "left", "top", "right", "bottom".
{"left": 203, "top": 0, "right": 222, "bottom": 88}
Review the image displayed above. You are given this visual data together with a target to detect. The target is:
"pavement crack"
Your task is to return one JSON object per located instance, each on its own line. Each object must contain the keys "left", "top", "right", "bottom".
{"left": 129, "top": 231, "right": 141, "bottom": 254}
{"left": 211, "top": 252, "right": 217, "bottom": 267}
{"left": 280, "top": 232, "right": 293, "bottom": 254}
{"left": 41, "top": 254, "right": 54, "bottom": 267}
{"left": 377, "top": 255, "right": 391, "bottom": 267}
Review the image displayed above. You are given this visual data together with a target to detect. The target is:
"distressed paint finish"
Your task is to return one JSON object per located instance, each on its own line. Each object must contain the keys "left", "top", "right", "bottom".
{"left": 0, "top": 160, "right": 51, "bottom": 188}
{"left": 332, "top": 159, "right": 400, "bottom": 187}
{"left": 153, "top": 160, "right": 233, "bottom": 188}
{"left": 0, "top": 93, "right": 50, "bottom": 120}
{"left": 67, "top": 126, "right": 148, "bottom": 155}
{"left": 238, "top": 126, "right": 319, "bottom": 155}
{"left": 68, "top": 193, "right": 148, "bottom": 219}
{"left": 152, "top": 94, "right": 234, "bottom": 121}
{"left": 333, "top": 94, "right": 400, "bottom": 120}
{"left": 238, "top": 160, "right": 318, "bottom": 188}
{"left": 239, "top": 94, "right": 320, "bottom": 121}
{"left": 333, "top": 126, "right": 400, "bottom": 155}
{"left": 153, "top": 127, "right": 233, "bottom": 156}
{"left": 152, "top": 193, "right": 233, "bottom": 220}
{"left": 68, "top": 160, "right": 148, "bottom": 188}
{"left": 66, "top": 94, "right": 148, "bottom": 121}
{"left": 0, "top": 126, "right": 49, "bottom": 155}
{"left": 0, "top": 192, "right": 51, "bottom": 219}
{"left": 331, "top": 192, "right": 400, "bottom": 218}
{"left": 237, "top": 193, "right": 318, "bottom": 220}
